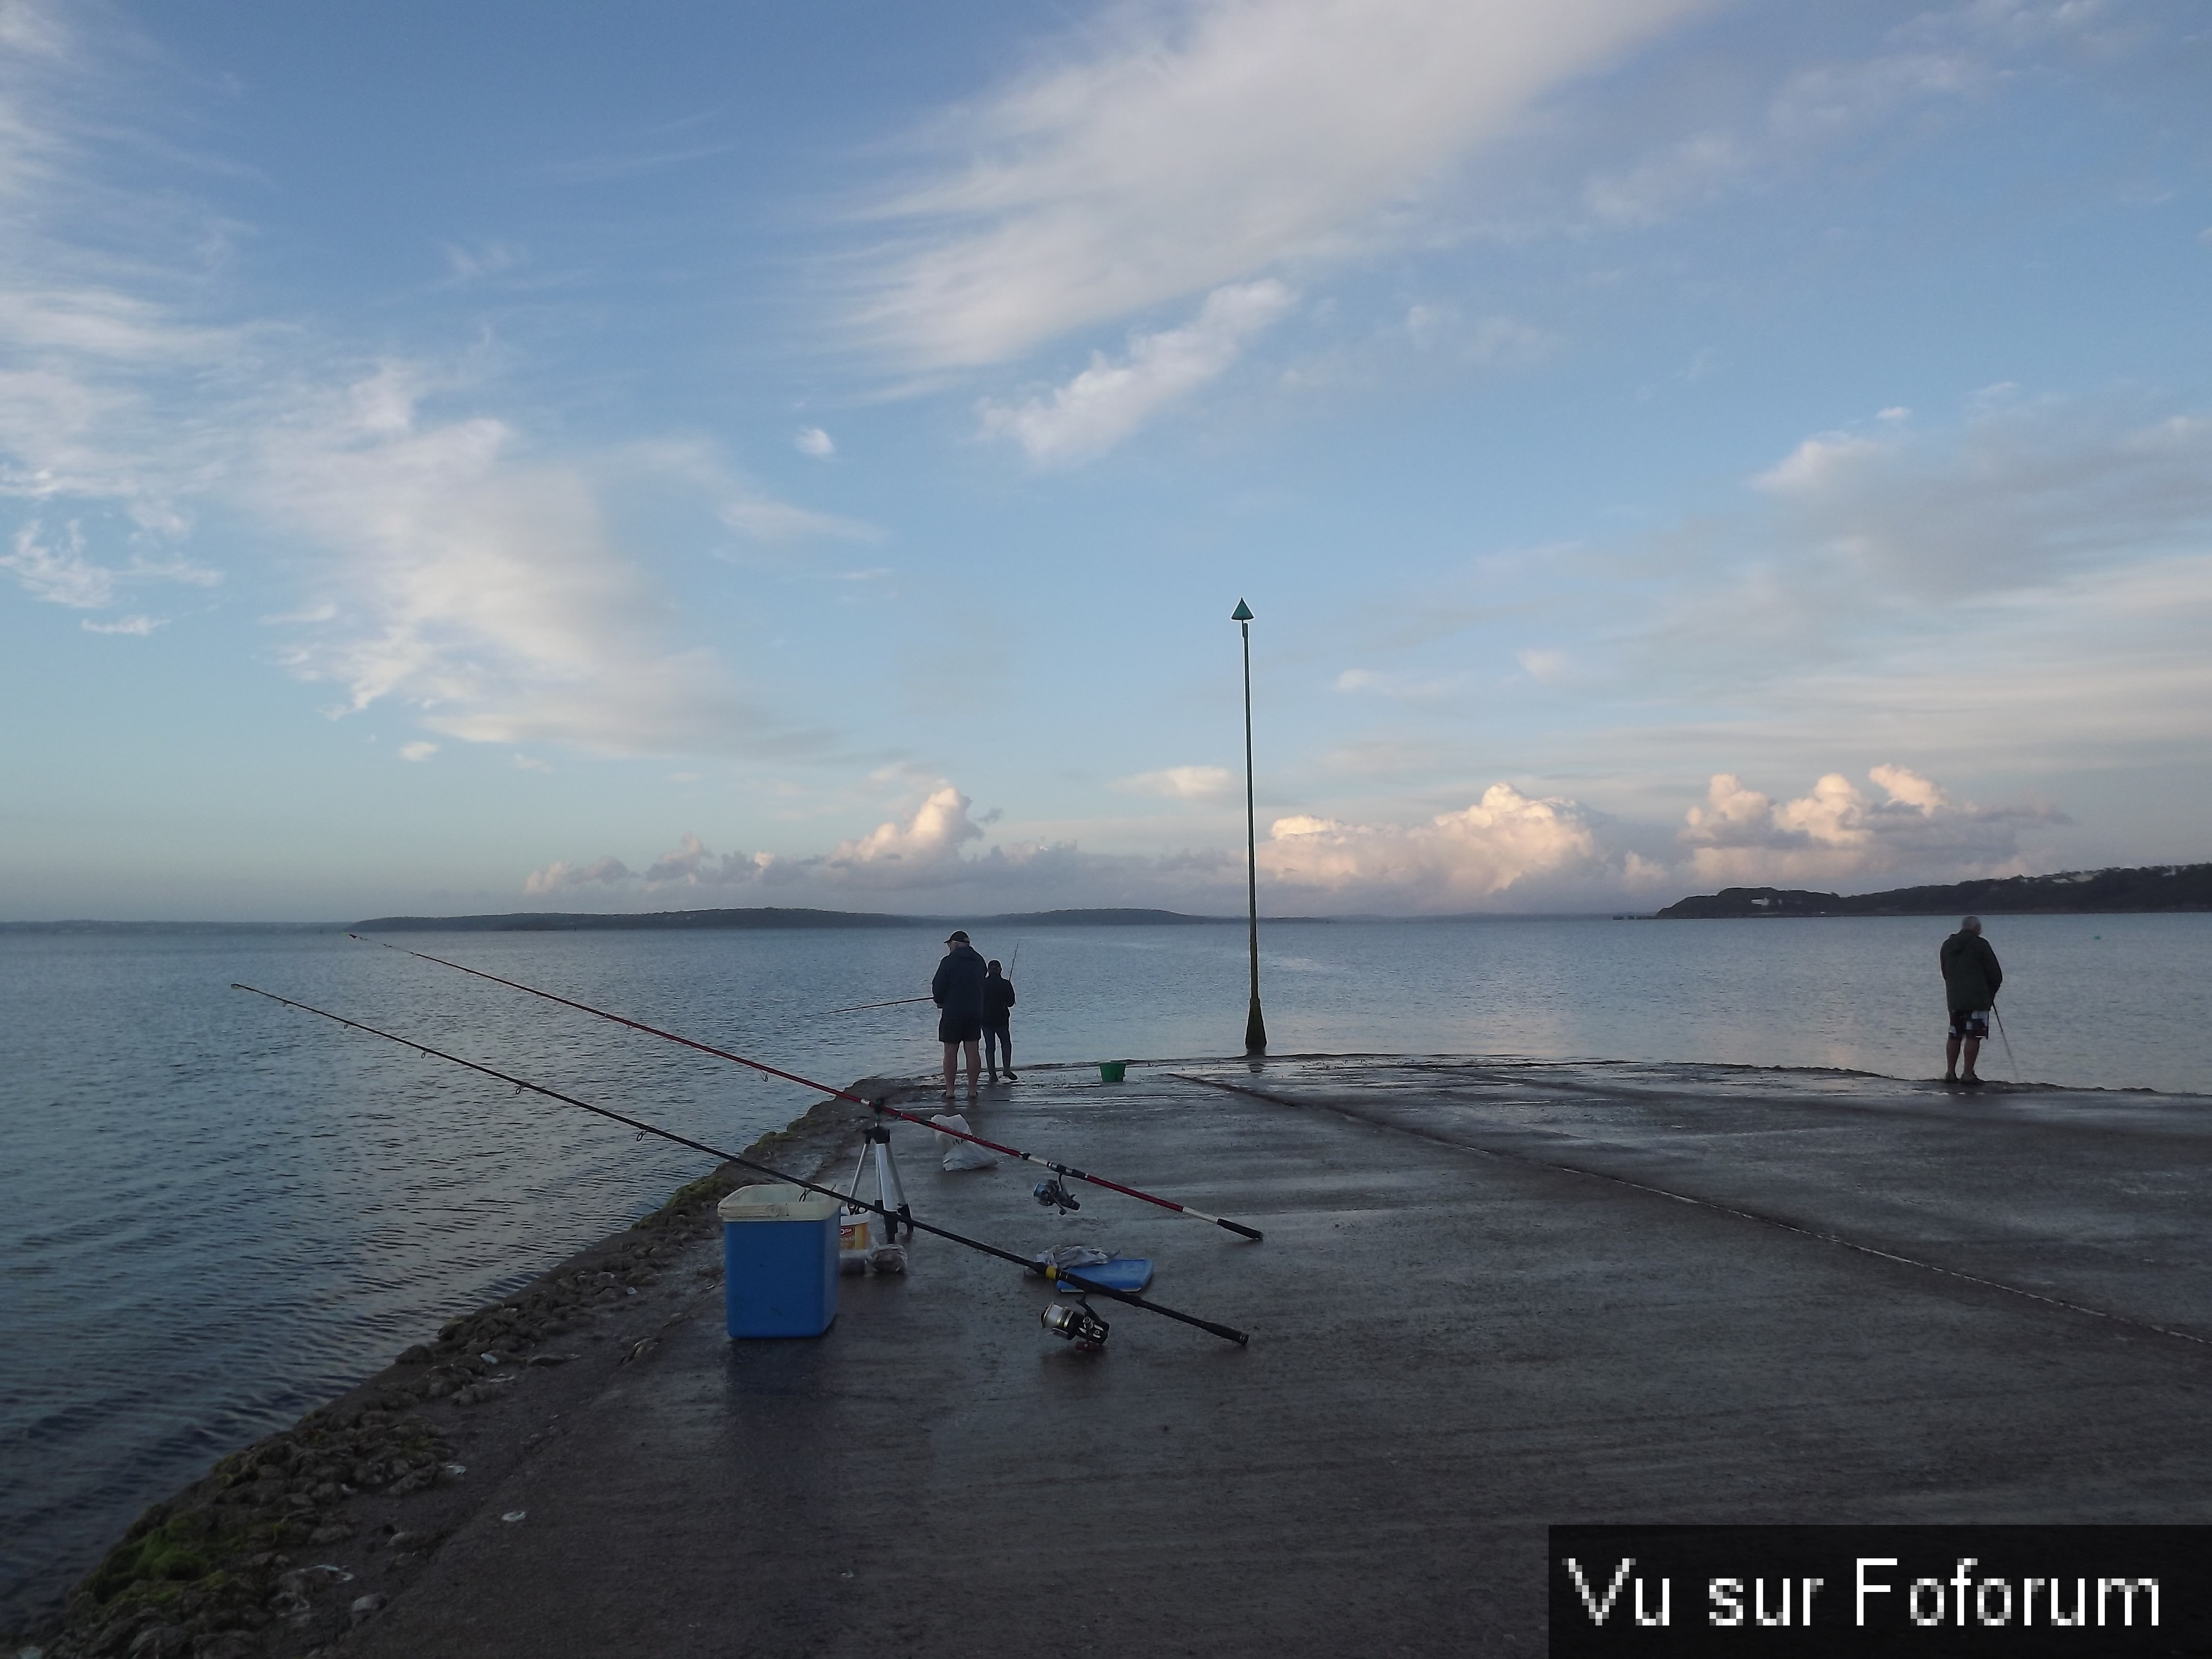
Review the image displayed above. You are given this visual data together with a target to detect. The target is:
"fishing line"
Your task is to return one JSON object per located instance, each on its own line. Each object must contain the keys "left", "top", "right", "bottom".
{"left": 349, "top": 936, "right": 1264, "bottom": 1241}
{"left": 233, "top": 983, "right": 1248, "bottom": 1347}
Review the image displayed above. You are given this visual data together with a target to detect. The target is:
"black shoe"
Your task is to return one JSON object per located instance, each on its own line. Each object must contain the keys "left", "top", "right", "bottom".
{"left": 1004, "top": 1070, "right": 1019, "bottom": 1082}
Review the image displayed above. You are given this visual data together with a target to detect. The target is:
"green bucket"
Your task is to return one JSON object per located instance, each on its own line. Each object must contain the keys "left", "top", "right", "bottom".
{"left": 1098, "top": 1060, "right": 1127, "bottom": 1083}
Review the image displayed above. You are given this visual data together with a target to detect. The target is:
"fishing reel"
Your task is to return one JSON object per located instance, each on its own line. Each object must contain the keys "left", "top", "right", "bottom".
{"left": 1041, "top": 1296, "right": 1110, "bottom": 1352}
{"left": 1033, "top": 1175, "right": 1081, "bottom": 1214}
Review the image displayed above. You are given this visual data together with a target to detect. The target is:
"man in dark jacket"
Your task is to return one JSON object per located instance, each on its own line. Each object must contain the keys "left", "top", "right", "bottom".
{"left": 981, "top": 959, "right": 1018, "bottom": 1083}
{"left": 1940, "top": 915, "right": 2003, "bottom": 1084}
{"left": 932, "top": 930, "right": 988, "bottom": 1102}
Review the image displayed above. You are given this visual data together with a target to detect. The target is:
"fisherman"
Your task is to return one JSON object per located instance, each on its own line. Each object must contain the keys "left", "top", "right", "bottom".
{"left": 932, "top": 929, "right": 988, "bottom": 1102}
{"left": 1940, "top": 914, "right": 2004, "bottom": 1085}
{"left": 981, "top": 958, "right": 1018, "bottom": 1083}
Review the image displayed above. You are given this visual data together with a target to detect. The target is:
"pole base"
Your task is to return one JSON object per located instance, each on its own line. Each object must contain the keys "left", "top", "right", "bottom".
{"left": 1244, "top": 999, "right": 1268, "bottom": 1056}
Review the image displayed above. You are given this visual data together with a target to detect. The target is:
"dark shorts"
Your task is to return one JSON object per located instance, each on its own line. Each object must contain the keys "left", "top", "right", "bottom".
{"left": 939, "top": 1013, "right": 983, "bottom": 1044}
{"left": 1949, "top": 1008, "right": 1990, "bottom": 1040}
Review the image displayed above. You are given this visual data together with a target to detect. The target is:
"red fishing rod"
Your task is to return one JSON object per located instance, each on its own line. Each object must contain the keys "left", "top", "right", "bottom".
{"left": 351, "top": 936, "right": 1264, "bottom": 1242}
{"left": 233, "top": 983, "right": 1248, "bottom": 1347}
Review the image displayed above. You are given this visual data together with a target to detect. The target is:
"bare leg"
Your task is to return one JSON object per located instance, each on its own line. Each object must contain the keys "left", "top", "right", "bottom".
{"left": 941, "top": 1042, "right": 958, "bottom": 1098}
{"left": 1960, "top": 1035, "right": 1982, "bottom": 1082}
{"left": 963, "top": 1038, "right": 981, "bottom": 1097}
{"left": 1944, "top": 1035, "right": 1961, "bottom": 1081}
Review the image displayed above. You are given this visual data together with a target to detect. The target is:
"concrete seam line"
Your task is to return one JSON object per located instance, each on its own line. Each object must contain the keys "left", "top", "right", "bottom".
{"left": 1172, "top": 1071, "right": 2212, "bottom": 1353}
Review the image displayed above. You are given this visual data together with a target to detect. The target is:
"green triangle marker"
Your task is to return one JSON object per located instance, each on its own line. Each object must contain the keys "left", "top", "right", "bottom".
{"left": 1231, "top": 599, "right": 1254, "bottom": 621}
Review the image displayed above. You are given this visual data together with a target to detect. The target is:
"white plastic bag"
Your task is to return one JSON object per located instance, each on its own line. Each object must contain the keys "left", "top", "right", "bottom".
{"left": 930, "top": 1113, "right": 997, "bottom": 1172}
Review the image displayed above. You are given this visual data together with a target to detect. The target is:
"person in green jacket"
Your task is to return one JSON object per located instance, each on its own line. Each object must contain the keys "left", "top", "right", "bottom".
{"left": 1940, "top": 915, "right": 2004, "bottom": 1084}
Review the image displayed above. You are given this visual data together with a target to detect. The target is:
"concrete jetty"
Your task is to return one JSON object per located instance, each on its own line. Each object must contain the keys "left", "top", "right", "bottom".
{"left": 35, "top": 1056, "right": 2212, "bottom": 1657}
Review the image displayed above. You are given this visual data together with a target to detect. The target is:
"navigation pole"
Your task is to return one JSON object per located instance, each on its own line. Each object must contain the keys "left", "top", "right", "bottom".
{"left": 1233, "top": 598, "right": 1267, "bottom": 1056}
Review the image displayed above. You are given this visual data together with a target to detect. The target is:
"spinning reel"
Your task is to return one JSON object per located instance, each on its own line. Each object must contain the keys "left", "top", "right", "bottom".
{"left": 1041, "top": 1296, "right": 1110, "bottom": 1352}
{"left": 1033, "top": 1175, "right": 1081, "bottom": 1214}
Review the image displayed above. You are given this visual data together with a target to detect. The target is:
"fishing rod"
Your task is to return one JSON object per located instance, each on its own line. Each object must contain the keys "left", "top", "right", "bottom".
{"left": 822, "top": 995, "right": 933, "bottom": 1016}
{"left": 232, "top": 983, "right": 1249, "bottom": 1348}
{"left": 350, "top": 936, "right": 1264, "bottom": 1242}
{"left": 1991, "top": 1002, "right": 2022, "bottom": 1083}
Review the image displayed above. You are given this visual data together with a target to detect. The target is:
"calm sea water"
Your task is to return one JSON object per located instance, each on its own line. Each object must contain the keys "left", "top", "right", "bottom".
{"left": 4, "top": 912, "right": 2209, "bottom": 1627}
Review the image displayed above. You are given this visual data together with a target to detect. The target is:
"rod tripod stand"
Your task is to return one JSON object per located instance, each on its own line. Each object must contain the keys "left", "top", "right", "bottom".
{"left": 842, "top": 1113, "right": 915, "bottom": 1258}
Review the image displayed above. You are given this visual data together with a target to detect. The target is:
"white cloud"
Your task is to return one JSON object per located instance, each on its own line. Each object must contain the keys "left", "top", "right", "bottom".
{"left": 0, "top": 519, "right": 216, "bottom": 610}
{"left": 1515, "top": 648, "right": 1571, "bottom": 685}
{"left": 821, "top": 784, "right": 986, "bottom": 876}
{"left": 398, "top": 741, "right": 438, "bottom": 762}
{"left": 522, "top": 854, "right": 634, "bottom": 895}
{"left": 1402, "top": 305, "right": 1553, "bottom": 365}
{"left": 1259, "top": 784, "right": 1599, "bottom": 903}
{"left": 1745, "top": 400, "right": 2212, "bottom": 598}
{"left": 1, "top": 28, "right": 849, "bottom": 765}
{"left": 512, "top": 753, "right": 552, "bottom": 772}
{"left": 3, "top": 519, "right": 112, "bottom": 605}
{"left": 794, "top": 426, "right": 835, "bottom": 458}
{"left": 1113, "top": 765, "right": 1236, "bottom": 800}
{"left": 251, "top": 368, "right": 769, "bottom": 757}
{"left": 79, "top": 611, "right": 160, "bottom": 635}
{"left": 440, "top": 241, "right": 522, "bottom": 284}
{"left": 978, "top": 280, "right": 1294, "bottom": 464}
{"left": 854, "top": 0, "right": 1719, "bottom": 368}
{"left": 512, "top": 763, "right": 2078, "bottom": 915}
{"left": 1328, "top": 663, "right": 1469, "bottom": 700}
{"left": 1679, "top": 766, "right": 2056, "bottom": 886}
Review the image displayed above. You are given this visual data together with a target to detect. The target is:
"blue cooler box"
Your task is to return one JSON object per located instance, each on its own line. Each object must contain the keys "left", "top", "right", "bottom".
{"left": 718, "top": 1183, "right": 840, "bottom": 1338}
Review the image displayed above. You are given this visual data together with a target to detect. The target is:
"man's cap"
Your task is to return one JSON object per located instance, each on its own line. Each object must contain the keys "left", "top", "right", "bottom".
{"left": 946, "top": 930, "right": 970, "bottom": 944}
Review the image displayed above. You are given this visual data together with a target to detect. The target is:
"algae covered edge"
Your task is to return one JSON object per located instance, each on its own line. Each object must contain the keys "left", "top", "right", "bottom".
{"left": 9, "top": 1080, "right": 903, "bottom": 1659}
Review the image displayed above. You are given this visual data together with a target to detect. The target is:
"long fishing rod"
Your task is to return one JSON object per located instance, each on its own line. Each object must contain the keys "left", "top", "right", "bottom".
{"left": 822, "top": 995, "right": 933, "bottom": 1016}
{"left": 350, "top": 936, "right": 1264, "bottom": 1242}
{"left": 233, "top": 983, "right": 1249, "bottom": 1347}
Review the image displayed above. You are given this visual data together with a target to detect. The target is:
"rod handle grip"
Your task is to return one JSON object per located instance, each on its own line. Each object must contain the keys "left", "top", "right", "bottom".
{"left": 1217, "top": 1219, "right": 1265, "bottom": 1242}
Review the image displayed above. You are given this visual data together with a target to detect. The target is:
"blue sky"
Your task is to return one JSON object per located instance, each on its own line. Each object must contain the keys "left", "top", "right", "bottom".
{"left": 3, "top": 0, "right": 2208, "bottom": 920}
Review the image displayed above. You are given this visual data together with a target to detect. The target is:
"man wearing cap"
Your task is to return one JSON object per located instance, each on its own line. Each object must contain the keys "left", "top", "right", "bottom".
{"left": 1940, "top": 914, "right": 2004, "bottom": 1084}
{"left": 932, "top": 929, "right": 989, "bottom": 1102}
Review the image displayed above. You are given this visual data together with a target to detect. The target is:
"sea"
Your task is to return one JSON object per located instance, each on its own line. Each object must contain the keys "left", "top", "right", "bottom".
{"left": 4, "top": 912, "right": 2210, "bottom": 1629}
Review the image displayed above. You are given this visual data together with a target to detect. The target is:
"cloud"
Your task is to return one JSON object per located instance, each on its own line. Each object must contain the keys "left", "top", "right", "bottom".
{"left": 522, "top": 854, "right": 635, "bottom": 895}
{"left": 514, "top": 763, "right": 2077, "bottom": 915}
{"left": 1679, "top": 766, "right": 2057, "bottom": 886}
{"left": 978, "top": 280, "right": 1294, "bottom": 463}
{"left": 252, "top": 367, "right": 771, "bottom": 757}
{"left": 0, "top": 520, "right": 217, "bottom": 610}
{"left": 1113, "top": 765, "right": 1236, "bottom": 800}
{"left": 1, "top": 25, "right": 850, "bottom": 763}
{"left": 794, "top": 426, "right": 835, "bottom": 458}
{"left": 79, "top": 611, "right": 161, "bottom": 635}
{"left": 622, "top": 438, "right": 876, "bottom": 542}
{"left": 1258, "top": 783, "right": 1599, "bottom": 904}
{"left": 440, "top": 241, "right": 522, "bottom": 285}
{"left": 398, "top": 741, "right": 438, "bottom": 762}
{"left": 1744, "top": 398, "right": 2212, "bottom": 599}
{"left": 853, "top": 0, "right": 1719, "bottom": 368}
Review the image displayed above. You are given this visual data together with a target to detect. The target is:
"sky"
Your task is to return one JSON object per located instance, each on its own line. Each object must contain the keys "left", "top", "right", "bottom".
{"left": 2, "top": 0, "right": 2209, "bottom": 921}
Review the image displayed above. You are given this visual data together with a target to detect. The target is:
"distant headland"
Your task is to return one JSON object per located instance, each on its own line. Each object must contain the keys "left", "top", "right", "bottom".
{"left": 348, "top": 905, "right": 1233, "bottom": 933}
{"left": 1656, "top": 862, "right": 2212, "bottom": 919}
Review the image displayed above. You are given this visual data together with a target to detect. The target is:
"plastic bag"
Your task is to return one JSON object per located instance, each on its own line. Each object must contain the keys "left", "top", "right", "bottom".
{"left": 1032, "top": 1245, "right": 1114, "bottom": 1271}
{"left": 929, "top": 1113, "right": 997, "bottom": 1172}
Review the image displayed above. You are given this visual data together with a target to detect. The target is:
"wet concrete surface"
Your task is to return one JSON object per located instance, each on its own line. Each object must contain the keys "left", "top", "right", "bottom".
{"left": 339, "top": 1056, "right": 2212, "bottom": 1658}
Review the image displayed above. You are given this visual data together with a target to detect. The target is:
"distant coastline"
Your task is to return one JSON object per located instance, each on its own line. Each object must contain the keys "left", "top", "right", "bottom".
{"left": 1656, "top": 862, "right": 2212, "bottom": 919}
{"left": 0, "top": 906, "right": 1250, "bottom": 934}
